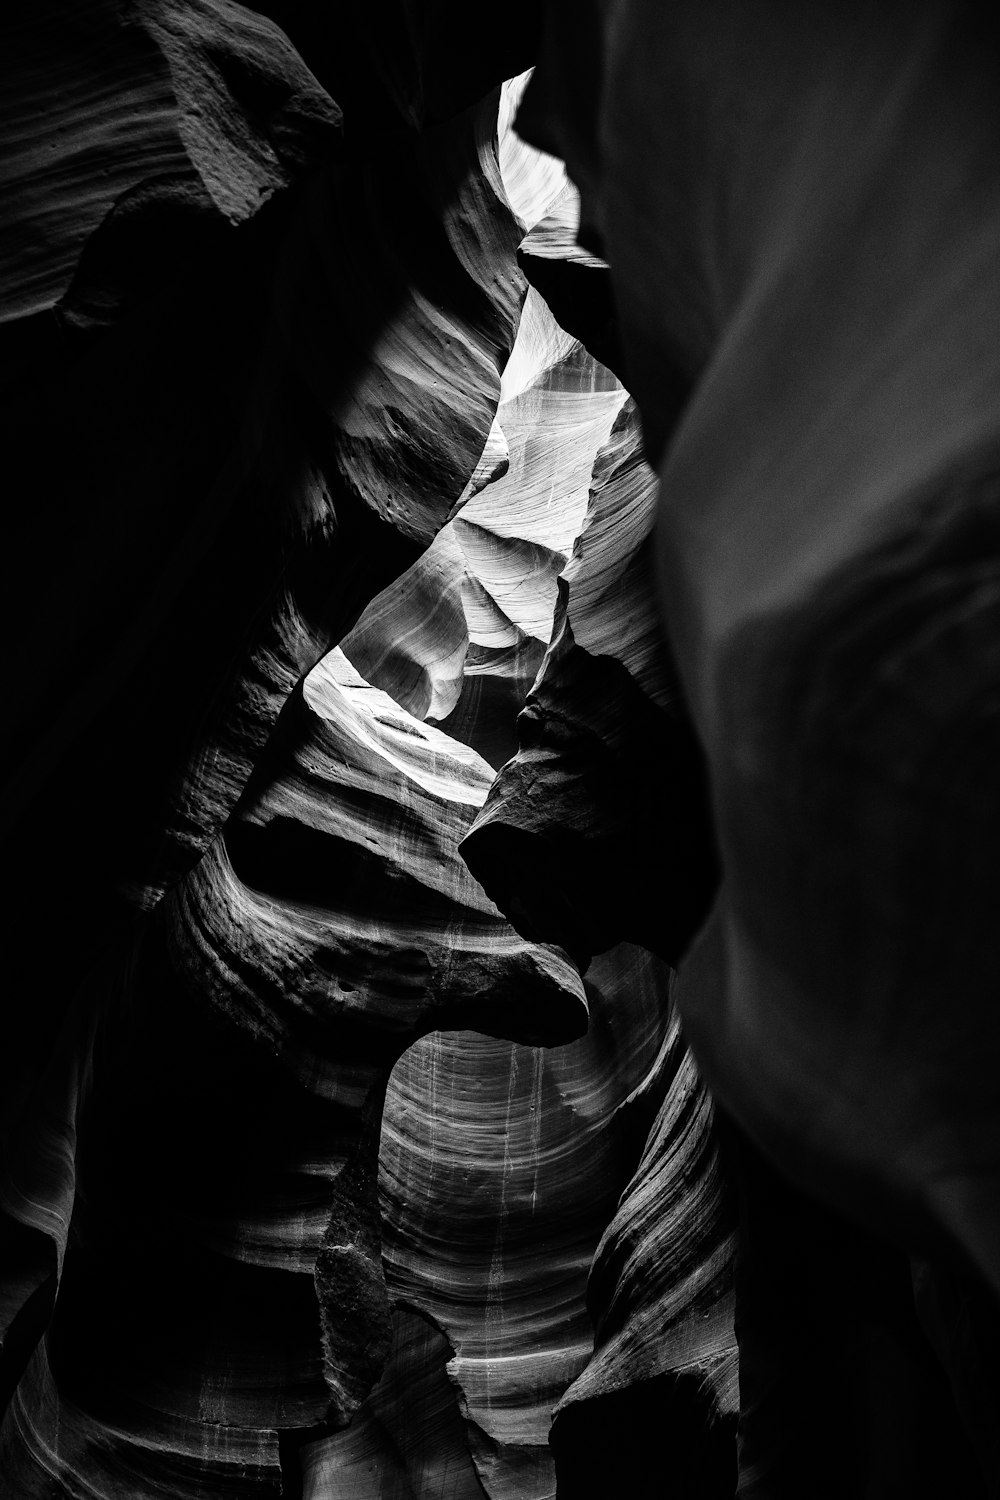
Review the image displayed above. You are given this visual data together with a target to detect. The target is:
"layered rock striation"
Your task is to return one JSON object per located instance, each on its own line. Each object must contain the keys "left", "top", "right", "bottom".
{"left": 2, "top": 7, "right": 739, "bottom": 1493}
{"left": 5, "top": 3, "right": 1000, "bottom": 1498}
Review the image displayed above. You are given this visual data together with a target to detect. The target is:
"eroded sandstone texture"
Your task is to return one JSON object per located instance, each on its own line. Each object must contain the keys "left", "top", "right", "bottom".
{"left": 1, "top": 6, "right": 731, "bottom": 1493}
{"left": 3, "top": 3, "right": 999, "bottom": 1498}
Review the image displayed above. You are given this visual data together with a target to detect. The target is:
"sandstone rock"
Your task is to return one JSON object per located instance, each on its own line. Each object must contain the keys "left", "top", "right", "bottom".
{"left": 0, "top": 643, "right": 588, "bottom": 1493}
{"left": 518, "top": 1, "right": 1000, "bottom": 1489}
{"left": 0, "top": 8, "right": 534, "bottom": 1447}
{"left": 9, "top": 2, "right": 997, "bottom": 1496}
{"left": 3, "top": 17, "right": 708, "bottom": 1489}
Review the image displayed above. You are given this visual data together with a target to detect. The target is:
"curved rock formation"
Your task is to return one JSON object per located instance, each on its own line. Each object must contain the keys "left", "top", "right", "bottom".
{"left": 520, "top": 0, "right": 1000, "bottom": 1296}
{"left": 460, "top": 395, "right": 720, "bottom": 970}
{"left": 372, "top": 944, "right": 673, "bottom": 1500}
{"left": 551, "top": 1000, "right": 738, "bottom": 1499}
{"left": 4, "top": 14, "right": 732, "bottom": 1492}
{"left": 0, "top": 642, "right": 589, "bottom": 1494}
{"left": 448, "top": 320, "right": 736, "bottom": 1497}
{"left": 505, "top": 3, "right": 1000, "bottom": 1492}
{"left": 1, "top": 14, "right": 597, "bottom": 1493}
{"left": 327, "top": 186, "right": 740, "bottom": 1494}
{"left": 7, "top": 4, "right": 1000, "bottom": 1498}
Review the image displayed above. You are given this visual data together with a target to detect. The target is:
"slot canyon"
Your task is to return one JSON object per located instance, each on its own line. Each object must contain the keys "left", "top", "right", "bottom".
{"left": 2, "top": 3, "right": 999, "bottom": 1496}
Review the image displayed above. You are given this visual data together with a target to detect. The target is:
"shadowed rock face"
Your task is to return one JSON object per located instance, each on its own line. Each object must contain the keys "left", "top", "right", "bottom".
{"left": 505, "top": 1, "right": 1000, "bottom": 1494}
{"left": 520, "top": 0, "right": 1000, "bottom": 1278}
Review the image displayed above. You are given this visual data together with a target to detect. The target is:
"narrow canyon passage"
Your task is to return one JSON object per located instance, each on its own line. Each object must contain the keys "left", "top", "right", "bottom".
{"left": 2, "top": 5, "right": 999, "bottom": 1498}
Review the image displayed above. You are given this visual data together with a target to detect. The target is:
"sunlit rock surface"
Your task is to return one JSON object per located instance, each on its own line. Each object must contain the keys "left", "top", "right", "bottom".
{"left": 460, "top": 393, "right": 720, "bottom": 970}
{"left": 0, "top": 638, "right": 591, "bottom": 1494}
{"left": 1, "top": 69, "right": 543, "bottom": 1466}
{"left": 327, "top": 944, "right": 675, "bottom": 1500}
{"left": 551, "top": 1001, "right": 738, "bottom": 1498}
